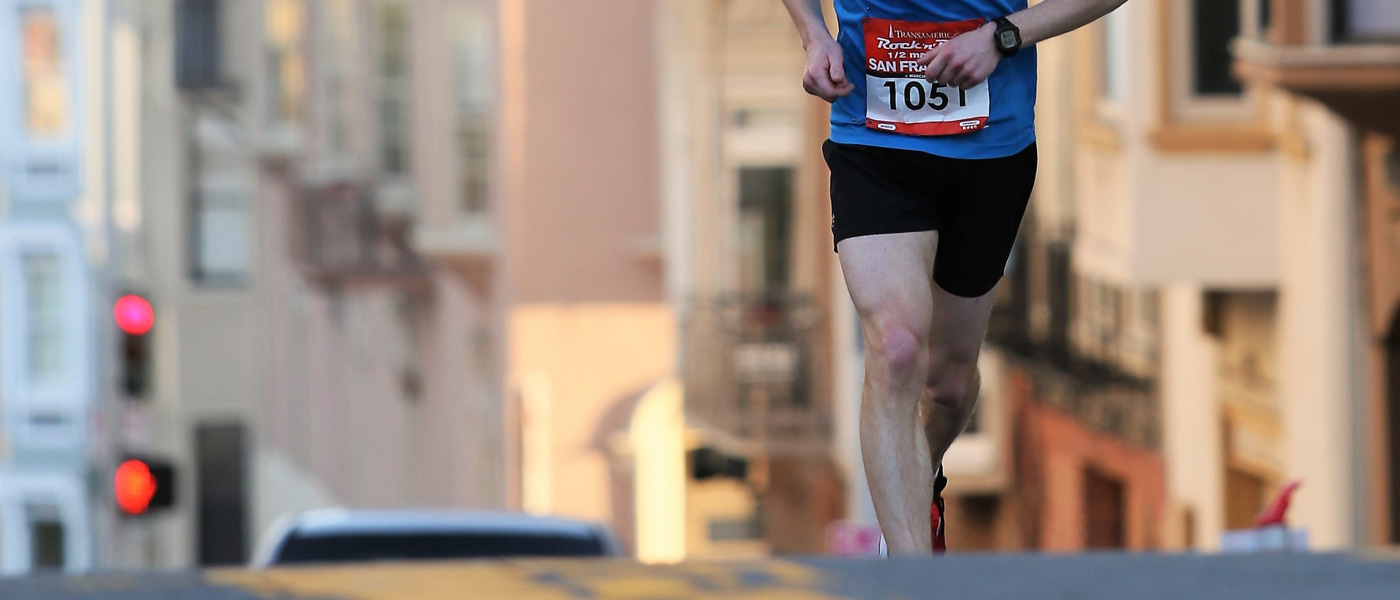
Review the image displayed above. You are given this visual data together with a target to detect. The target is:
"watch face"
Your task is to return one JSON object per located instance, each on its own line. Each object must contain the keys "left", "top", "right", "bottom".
{"left": 999, "top": 30, "right": 1018, "bottom": 49}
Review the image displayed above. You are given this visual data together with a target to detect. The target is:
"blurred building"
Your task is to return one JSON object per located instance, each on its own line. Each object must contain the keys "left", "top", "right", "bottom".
{"left": 659, "top": 0, "right": 845, "bottom": 557}
{"left": 967, "top": 0, "right": 1400, "bottom": 552}
{"left": 1232, "top": 0, "right": 1400, "bottom": 548}
{"left": 106, "top": 0, "right": 844, "bottom": 568}
{"left": 79, "top": 0, "right": 1400, "bottom": 569}
{"left": 932, "top": 2, "right": 1176, "bottom": 551}
{"left": 103, "top": 0, "right": 679, "bottom": 568}
{"left": 0, "top": 0, "right": 109, "bottom": 574}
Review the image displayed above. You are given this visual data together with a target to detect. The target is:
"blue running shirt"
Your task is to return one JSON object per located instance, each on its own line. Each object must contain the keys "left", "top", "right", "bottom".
{"left": 830, "top": 0, "right": 1036, "bottom": 159}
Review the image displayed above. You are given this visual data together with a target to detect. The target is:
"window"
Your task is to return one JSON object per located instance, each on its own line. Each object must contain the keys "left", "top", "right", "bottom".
{"left": 264, "top": 0, "right": 305, "bottom": 126}
{"left": 190, "top": 177, "right": 249, "bottom": 283}
{"left": 1192, "top": 0, "right": 1243, "bottom": 96}
{"left": 319, "top": 0, "right": 356, "bottom": 159}
{"left": 1155, "top": 0, "right": 1267, "bottom": 151}
{"left": 23, "top": 250, "right": 66, "bottom": 386}
{"left": 1099, "top": 7, "right": 1128, "bottom": 103}
{"left": 20, "top": 6, "right": 68, "bottom": 139}
{"left": 176, "top": 0, "right": 222, "bottom": 90}
{"left": 449, "top": 3, "right": 494, "bottom": 216}
{"left": 26, "top": 504, "right": 65, "bottom": 571}
{"left": 738, "top": 167, "right": 793, "bottom": 292}
{"left": 1, "top": 225, "right": 89, "bottom": 414}
{"left": 1335, "top": 0, "right": 1400, "bottom": 43}
{"left": 188, "top": 114, "right": 250, "bottom": 285}
{"left": 376, "top": 1, "right": 411, "bottom": 176}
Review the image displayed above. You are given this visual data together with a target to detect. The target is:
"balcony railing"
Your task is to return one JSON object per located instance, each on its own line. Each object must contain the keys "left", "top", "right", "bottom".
{"left": 297, "top": 181, "right": 428, "bottom": 286}
{"left": 682, "top": 292, "right": 831, "bottom": 455}
{"left": 1218, "top": 361, "right": 1277, "bottom": 415}
{"left": 991, "top": 341, "right": 1160, "bottom": 449}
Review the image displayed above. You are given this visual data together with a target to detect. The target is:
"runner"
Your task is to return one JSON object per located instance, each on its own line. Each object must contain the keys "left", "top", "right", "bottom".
{"left": 779, "top": 0, "right": 1128, "bottom": 555}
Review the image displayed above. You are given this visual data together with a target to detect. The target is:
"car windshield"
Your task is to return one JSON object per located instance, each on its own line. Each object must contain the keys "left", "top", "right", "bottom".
{"left": 274, "top": 531, "right": 607, "bottom": 565}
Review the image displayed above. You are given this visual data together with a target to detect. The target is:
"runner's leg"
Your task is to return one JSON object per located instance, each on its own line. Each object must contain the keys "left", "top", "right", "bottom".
{"left": 839, "top": 230, "right": 939, "bottom": 556}
{"left": 921, "top": 283, "right": 997, "bottom": 472}
{"left": 916, "top": 142, "right": 1037, "bottom": 534}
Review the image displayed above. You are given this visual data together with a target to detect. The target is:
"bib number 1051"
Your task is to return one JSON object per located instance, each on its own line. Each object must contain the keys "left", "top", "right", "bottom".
{"left": 863, "top": 17, "right": 991, "bottom": 136}
{"left": 882, "top": 80, "right": 968, "bottom": 112}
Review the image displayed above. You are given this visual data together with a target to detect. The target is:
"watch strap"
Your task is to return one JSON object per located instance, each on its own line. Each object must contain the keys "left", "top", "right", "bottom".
{"left": 993, "top": 17, "right": 1021, "bottom": 57}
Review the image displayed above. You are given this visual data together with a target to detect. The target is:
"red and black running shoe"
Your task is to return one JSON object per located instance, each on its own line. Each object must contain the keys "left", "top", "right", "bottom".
{"left": 931, "top": 465, "right": 948, "bottom": 553}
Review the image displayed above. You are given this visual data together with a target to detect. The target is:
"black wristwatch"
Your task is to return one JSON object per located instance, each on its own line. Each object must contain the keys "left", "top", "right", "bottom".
{"left": 992, "top": 17, "right": 1023, "bottom": 57}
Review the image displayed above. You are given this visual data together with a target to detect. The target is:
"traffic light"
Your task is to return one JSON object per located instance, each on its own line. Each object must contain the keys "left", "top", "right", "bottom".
{"left": 115, "top": 456, "right": 175, "bottom": 516}
{"left": 114, "top": 294, "right": 154, "bottom": 399}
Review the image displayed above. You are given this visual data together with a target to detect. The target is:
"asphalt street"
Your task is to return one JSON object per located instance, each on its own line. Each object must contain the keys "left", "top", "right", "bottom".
{"left": 1, "top": 551, "right": 1397, "bottom": 599}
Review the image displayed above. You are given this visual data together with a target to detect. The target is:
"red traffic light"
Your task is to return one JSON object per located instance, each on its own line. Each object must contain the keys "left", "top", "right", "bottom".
{"left": 114, "top": 295, "right": 154, "bottom": 335}
{"left": 115, "top": 459, "right": 158, "bottom": 515}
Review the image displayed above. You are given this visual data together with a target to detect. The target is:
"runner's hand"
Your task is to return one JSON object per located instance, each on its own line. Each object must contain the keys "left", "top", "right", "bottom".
{"left": 803, "top": 38, "right": 855, "bottom": 103}
{"left": 918, "top": 24, "right": 1000, "bottom": 90}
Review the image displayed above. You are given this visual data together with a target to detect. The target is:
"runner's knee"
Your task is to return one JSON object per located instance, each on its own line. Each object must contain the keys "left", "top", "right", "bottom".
{"left": 926, "top": 362, "right": 977, "bottom": 409}
{"left": 869, "top": 321, "right": 925, "bottom": 381}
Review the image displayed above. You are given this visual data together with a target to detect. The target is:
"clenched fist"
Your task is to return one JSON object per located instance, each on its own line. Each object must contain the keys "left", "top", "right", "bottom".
{"left": 803, "top": 38, "right": 856, "bottom": 103}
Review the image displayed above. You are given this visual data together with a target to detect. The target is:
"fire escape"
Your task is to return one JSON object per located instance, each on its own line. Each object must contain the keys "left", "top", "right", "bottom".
{"left": 295, "top": 180, "right": 428, "bottom": 288}
{"left": 683, "top": 292, "right": 831, "bottom": 456}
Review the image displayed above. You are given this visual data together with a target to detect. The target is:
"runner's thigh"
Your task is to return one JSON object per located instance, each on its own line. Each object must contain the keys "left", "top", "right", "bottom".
{"left": 838, "top": 231, "right": 939, "bottom": 337}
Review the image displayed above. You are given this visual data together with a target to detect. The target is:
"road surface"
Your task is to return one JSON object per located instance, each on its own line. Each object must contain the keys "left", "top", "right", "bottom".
{"left": 2, "top": 552, "right": 1398, "bottom": 599}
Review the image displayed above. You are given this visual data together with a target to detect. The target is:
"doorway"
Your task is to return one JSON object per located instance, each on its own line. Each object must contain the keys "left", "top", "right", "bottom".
{"left": 197, "top": 422, "right": 248, "bottom": 565}
{"left": 1084, "top": 468, "right": 1126, "bottom": 549}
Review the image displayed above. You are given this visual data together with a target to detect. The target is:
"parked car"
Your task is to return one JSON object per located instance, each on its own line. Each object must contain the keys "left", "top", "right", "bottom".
{"left": 251, "top": 509, "right": 623, "bottom": 567}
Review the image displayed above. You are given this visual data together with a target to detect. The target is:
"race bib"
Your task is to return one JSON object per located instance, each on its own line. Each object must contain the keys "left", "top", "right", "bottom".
{"left": 864, "top": 18, "right": 991, "bottom": 136}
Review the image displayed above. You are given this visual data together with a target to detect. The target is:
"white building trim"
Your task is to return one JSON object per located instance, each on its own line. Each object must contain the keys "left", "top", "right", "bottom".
{"left": 0, "top": 470, "right": 91, "bottom": 573}
{"left": 0, "top": 221, "right": 92, "bottom": 450}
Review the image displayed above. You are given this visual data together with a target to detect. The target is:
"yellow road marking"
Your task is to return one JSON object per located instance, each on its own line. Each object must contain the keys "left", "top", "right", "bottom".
{"left": 209, "top": 560, "right": 856, "bottom": 600}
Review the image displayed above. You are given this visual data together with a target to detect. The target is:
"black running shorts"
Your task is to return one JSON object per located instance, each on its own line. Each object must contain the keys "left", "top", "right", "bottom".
{"left": 823, "top": 139, "right": 1038, "bottom": 299}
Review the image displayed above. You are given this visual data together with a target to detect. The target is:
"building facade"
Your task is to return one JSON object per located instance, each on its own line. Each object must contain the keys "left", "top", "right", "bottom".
{"left": 70, "top": 0, "right": 1400, "bottom": 569}
{"left": 0, "top": 0, "right": 109, "bottom": 574}
{"left": 1234, "top": 0, "right": 1400, "bottom": 547}
{"left": 855, "top": 0, "right": 1399, "bottom": 553}
{"left": 967, "top": 0, "right": 1400, "bottom": 552}
{"left": 111, "top": 0, "right": 699, "bottom": 568}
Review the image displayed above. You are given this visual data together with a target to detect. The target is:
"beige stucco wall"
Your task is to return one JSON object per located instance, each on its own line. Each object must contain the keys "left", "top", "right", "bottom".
{"left": 506, "top": 0, "right": 663, "bottom": 305}
{"left": 1070, "top": 0, "right": 1280, "bottom": 288}
{"left": 1129, "top": 154, "right": 1280, "bottom": 286}
{"left": 1159, "top": 284, "right": 1224, "bottom": 549}
{"left": 124, "top": 0, "right": 264, "bottom": 568}
{"left": 508, "top": 304, "right": 676, "bottom": 528}
{"left": 1276, "top": 104, "right": 1360, "bottom": 549}
{"left": 1159, "top": 105, "right": 1365, "bottom": 551}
